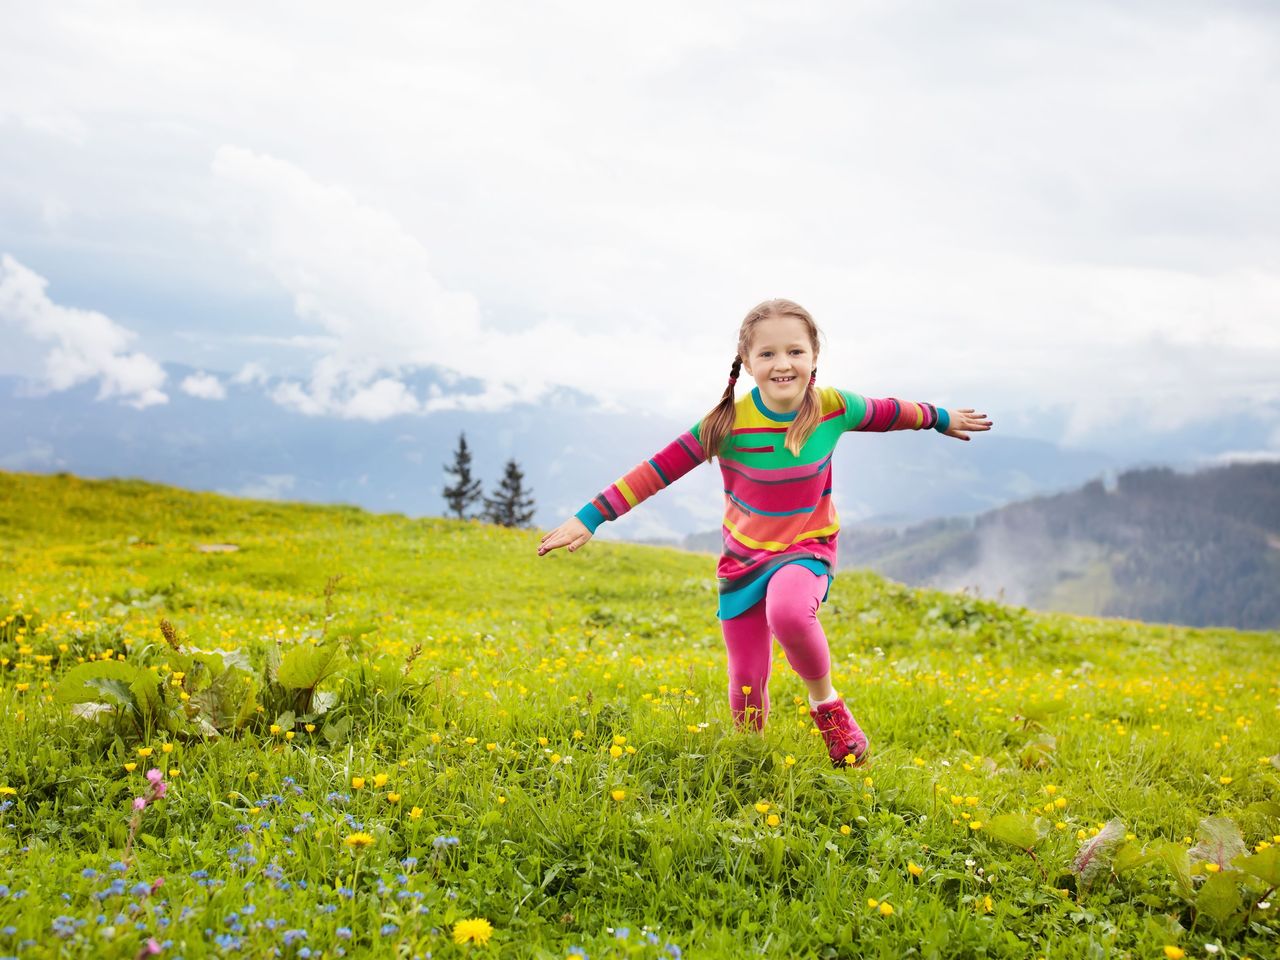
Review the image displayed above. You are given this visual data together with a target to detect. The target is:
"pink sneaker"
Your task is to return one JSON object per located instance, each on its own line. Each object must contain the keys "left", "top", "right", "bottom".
{"left": 809, "top": 697, "right": 869, "bottom": 767}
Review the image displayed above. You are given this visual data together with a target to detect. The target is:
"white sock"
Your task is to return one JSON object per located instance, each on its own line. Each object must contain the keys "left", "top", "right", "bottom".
{"left": 809, "top": 690, "right": 840, "bottom": 710}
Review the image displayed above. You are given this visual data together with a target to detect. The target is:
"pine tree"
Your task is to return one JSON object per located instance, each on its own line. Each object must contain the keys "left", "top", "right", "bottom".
{"left": 483, "top": 458, "right": 536, "bottom": 528}
{"left": 441, "top": 432, "right": 483, "bottom": 520}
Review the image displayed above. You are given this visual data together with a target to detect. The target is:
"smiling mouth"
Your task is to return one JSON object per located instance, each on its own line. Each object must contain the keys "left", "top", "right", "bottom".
{"left": 770, "top": 376, "right": 796, "bottom": 383}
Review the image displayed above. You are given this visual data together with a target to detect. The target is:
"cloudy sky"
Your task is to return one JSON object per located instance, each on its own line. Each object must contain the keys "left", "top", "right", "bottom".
{"left": 2, "top": 1, "right": 1278, "bottom": 455}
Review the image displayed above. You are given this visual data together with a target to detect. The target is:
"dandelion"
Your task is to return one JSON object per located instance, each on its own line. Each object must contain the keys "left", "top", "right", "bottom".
{"left": 1219, "top": 776, "right": 1232, "bottom": 785}
{"left": 386, "top": 792, "right": 401, "bottom": 804}
{"left": 409, "top": 806, "right": 423, "bottom": 819}
{"left": 1162, "top": 948, "right": 1185, "bottom": 960}
{"left": 612, "top": 735, "right": 626, "bottom": 746}
{"left": 538, "top": 737, "right": 549, "bottom": 747}
{"left": 839, "top": 825, "right": 851, "bottom": 836}
{"left": 609, "top": 746, "right": 623, "bottom": 759}
{"left": 464, "top": 737, "right": 478, "bottom": 745}
{"left": 373, "top": 773, "right": 388, "bottom": 788}
{"left": 970, "top": 821, "right": 982, "bottom": 831}
{"left": 161, "top": 743, "right": 173, "bottom": 754}
{"left": 867, "top": 898, "right": 878, "bottom": 908}
{"left": 269, "top": 725, "right": 282, "bottom": 736}
{"left": 784, "top": 755, "right": 796, "bottom": 767}
{"left": 878, "top": 902, "right": 894, "bottom": 917}
{"left": 351, "top": 777, "right": 365, "bottom": 790}
{"left": 908, "top": 862, "right": 923, "bottom": 877}
{"left": 551, "top": 753, "right": 562, "bottom": 764}
{"left": 137, "top": 747, "right": 153, "bottom": 758}
{"left": 978, "top": 895, "right": 993, "bottom": 914}
{"left": 344, "top": 832, "right": 375, "bottom": 849}
{"left": 123, "top": 763, "right": 137, "bottom": 773}
{"left": 766, "top": 814, "right": 780, "bottom": 827}
{"left": 452, "top": 917, "right": 494, "bottom": 945}
{"left": 755, "top": 802, "right": 771, "bottom": 814}
{"left": 610, "top": 789, "right": 626, "bottom": 802}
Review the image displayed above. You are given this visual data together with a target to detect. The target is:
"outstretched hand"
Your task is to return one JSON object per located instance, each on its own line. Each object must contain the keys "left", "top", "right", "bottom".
{"left": 538, "top": 517, "right": 592, "bottom": 556}
{"left": 943, "top": 408, "right": 993, "bottom": 441}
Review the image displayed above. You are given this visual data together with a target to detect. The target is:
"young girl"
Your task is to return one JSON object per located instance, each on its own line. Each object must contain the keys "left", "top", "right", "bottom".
{"left": 537, "top": 299, "right": 992, "bottom": 766}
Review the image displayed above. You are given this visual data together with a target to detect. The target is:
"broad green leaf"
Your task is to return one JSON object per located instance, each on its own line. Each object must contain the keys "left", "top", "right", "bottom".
{"left": 1232, "top": 845, "right": 1280, "bottom": 887}
{"left": 1196, "top": 871, "right": 1241, "bottom": 925}
{"left": 277, "top": 643, "right": 345, "bottom": 691}
{"left": 1154, "top": 841, "right": 1194, "bottom": 899}
{"left": 1114, "top": 842, "right": 1160, "bottom": 872}
{"left": 1070, "top": 819, "right": 1126, "bottom": 892}
{"left": 323, "top": 715, "right": 353, "bottom": 745}
{"left": 1019, "top": 734, "right": 1057, "bottom": 769}
{"left": 56, "top": 661, "right": 142, "bottom": 709}
{"left": 983, "top": 814, "right": 1048, "bottom": 851}
{"left": 129, "top": 673, "right": 162, "bottom": 719}
{"left": 1188, "top": 817, "right": 1246, "bottom": 871}
{"left": 1019, "top": 700, "right": 1066, "bottom": 724}
{"left": 1245, "top": 800, "right": 1280, "bottom": 822}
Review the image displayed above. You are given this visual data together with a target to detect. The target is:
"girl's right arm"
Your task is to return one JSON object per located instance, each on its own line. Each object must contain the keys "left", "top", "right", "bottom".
{"left": 538, "top": 424, "right": 706, "bottom": 556}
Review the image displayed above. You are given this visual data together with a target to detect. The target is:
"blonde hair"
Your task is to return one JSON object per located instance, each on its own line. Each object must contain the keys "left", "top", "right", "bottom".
{"left": 699, "top": 298, "right": 823, "bottom": 461}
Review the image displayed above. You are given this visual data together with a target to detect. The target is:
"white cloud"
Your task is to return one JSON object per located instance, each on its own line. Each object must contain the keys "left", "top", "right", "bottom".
{"left": 232, "top": 361, "right": 270, "bottom": 385}
{"left": 211, "top": 146, "right": 716, "bottom": 419}
{"left": 180, "top": 371, "right": 226, "bottom": 399}
{"left": 0, "top": 254, "right": 168, "bottom": 408}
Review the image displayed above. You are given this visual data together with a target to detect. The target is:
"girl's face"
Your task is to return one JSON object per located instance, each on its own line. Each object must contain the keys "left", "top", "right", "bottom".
{"left": 742, "top": 315, "right": 816, "bottom": 414}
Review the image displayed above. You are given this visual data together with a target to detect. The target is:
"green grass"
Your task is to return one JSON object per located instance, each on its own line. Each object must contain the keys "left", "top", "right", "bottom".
{"left": 0, "top": 469, "right": 1277, "bottom": 959}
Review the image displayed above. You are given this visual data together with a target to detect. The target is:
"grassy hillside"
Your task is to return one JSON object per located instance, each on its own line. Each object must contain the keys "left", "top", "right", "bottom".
{"left": 839, "top": 462, "right": 1280, "bottom": 630}
{"left": 0, "top": 470, "right": 1277, "bottom": 959}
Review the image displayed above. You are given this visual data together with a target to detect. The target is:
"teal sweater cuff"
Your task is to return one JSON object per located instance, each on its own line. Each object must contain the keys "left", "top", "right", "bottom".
{"left": 933, "top": 407, "right": 950, "bottom": 433}
{"left": 575, "top": 503, "right": 606, "bottom": 533}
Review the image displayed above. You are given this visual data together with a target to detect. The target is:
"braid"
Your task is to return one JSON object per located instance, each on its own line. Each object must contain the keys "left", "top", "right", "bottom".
{"left": 698, "top": 355, "right": 745, "bottom": 464}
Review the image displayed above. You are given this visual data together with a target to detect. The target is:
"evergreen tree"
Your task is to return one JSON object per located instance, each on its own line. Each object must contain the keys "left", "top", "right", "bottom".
{"left": 441, "top": 432, "right": 483, "bottom": 520}
{"left": 483, "top": 458, "right": 536, "bottom": 528}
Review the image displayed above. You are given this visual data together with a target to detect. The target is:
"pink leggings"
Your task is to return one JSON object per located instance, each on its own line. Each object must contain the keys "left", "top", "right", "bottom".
{"left": 721, "top": 564, "right": 831, "bottom": 730}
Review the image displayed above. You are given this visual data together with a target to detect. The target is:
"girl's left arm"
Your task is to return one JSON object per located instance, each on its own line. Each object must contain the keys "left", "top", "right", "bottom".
{"left": 841, "top": 391, "right": 992, "bottom": 440}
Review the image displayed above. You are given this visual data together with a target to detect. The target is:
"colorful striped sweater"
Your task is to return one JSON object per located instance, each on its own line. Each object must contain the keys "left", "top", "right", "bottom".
{"left": 575, "top": 385, "right": 950, "bottom": 620}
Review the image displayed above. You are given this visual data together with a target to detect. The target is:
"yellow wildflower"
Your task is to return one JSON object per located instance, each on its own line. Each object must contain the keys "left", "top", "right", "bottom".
{"left": 610, "top": 789, "right": 626, "bottom": 802}
{"left": 609, "top": 746, "right": 623, "bottom": 759}
{"left": 409, "top": 806, "right": 423, "bottom": 819}
{"left": 344, "top": 832, "right": 375, "bottom": 849}
{"left": 879, "top": 902, "right": 894, "bottom": 917}
{"left": 839, "top": 825, "right": 851, "bottom": 836}
{"left": 351, "top": 777, "right": 365, "bottom": 790}
{"left": 123, "top": 763, "right": 137, "bottom": 773}
{"left": 373, "top": 773, "right": 388, "bottom": 788}
{"left": 766, "top": 814, "right": 780, "bottom": 827}
{"left": 784, "top": 755, "right": 796, "bottom": 767}
{"left": 136, "top": 747, "right": 153, "bottom": 758}
{"left": 161, "top": 743, "right": 173, "bottom": 754}
{"left": 386, "top": 792, "right": 401, "bottom": 804}
{"left": 1162, "top": 948, "right": 1185, "bottom": 960}
{"left": 755, "top": 802, "right": 770, "bottom": 814}
{"left": 452, "top": 918, "right": 494, "bottom": 945}
{"left": 908, "top": 862, "right": 923, "bottom": 877}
